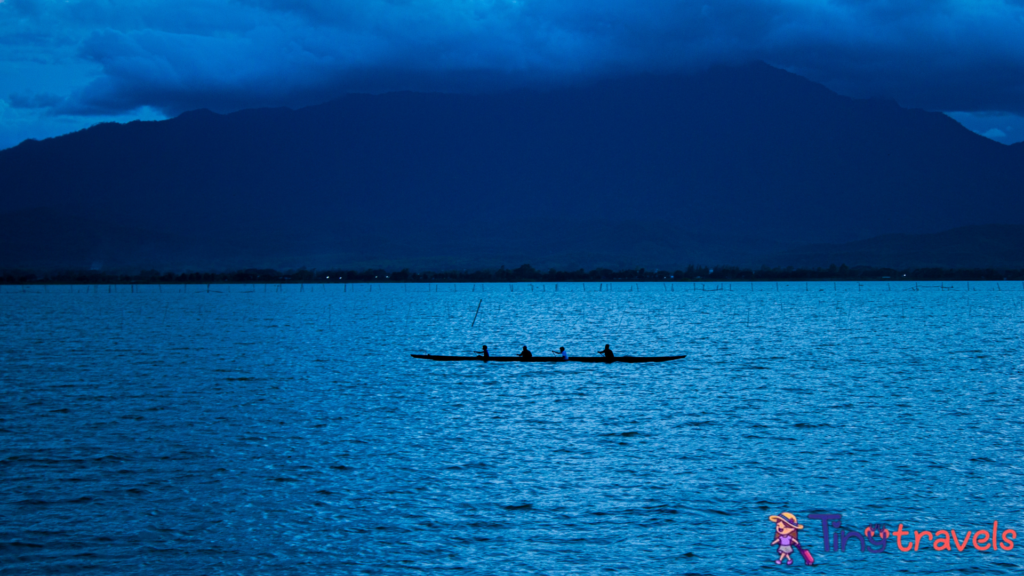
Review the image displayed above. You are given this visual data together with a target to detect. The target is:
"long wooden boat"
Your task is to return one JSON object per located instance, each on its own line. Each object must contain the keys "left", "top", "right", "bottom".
{"left": 411, "top": 354, "right": 685, "bottom": 363}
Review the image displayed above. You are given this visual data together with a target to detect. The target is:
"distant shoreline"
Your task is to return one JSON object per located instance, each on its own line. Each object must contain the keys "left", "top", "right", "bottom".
{"left": 2, "top": 265, "right": 1023, "bottom": 284}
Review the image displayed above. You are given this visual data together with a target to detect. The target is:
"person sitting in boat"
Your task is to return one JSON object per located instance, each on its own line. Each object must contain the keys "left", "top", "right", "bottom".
{"left": 477, "top": 345, "right": 489, "bottom": 358}
{"left": 552, "top": 346, "right": 568, "bottom": 360}
{"left": 599, "top": 344, "right": 614, "bottom": 359}
{"left": 518, "top": 346, "right": 533, "bottom": 358}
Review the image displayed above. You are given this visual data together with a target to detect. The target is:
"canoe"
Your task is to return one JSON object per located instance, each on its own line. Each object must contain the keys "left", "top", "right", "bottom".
{"left": 411, "top": 354, "right": 685, "bottom": 363}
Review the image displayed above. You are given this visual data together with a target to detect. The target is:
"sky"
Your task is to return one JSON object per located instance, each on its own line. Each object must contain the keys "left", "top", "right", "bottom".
{"left": 2, "top": 0, "right": 1024, "bottom": 150}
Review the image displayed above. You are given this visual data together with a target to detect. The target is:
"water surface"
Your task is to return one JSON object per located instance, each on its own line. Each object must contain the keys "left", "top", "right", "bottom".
{"left": 2, "top": 282, "right": 1023, "bottom": 574}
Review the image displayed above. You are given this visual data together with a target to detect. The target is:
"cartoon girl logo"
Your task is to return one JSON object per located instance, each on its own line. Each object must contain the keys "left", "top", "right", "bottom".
{"left": 770, "top": 512, "right": 814, "bottom": 566}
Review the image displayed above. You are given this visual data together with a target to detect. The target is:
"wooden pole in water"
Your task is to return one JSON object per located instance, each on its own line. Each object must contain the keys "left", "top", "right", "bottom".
{"left": 471, "top": 299, "right": 483, "bottom": 327}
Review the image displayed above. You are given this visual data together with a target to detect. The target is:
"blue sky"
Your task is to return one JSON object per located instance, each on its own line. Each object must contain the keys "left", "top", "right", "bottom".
{"left": 2, "top": 0, "right": 1024, "bottom": 150}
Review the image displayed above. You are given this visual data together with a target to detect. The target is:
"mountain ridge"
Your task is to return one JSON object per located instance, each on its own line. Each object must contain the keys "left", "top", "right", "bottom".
{"left": 2, "top": 61, "right": 1022, "bottom": 270}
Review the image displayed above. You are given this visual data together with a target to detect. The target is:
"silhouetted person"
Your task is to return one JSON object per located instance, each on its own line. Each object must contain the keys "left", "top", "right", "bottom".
{"left": 477, "top": 345, "right": 489, "bottom": 358}
{"left": 600, "top": 344, "right": 614, "bottom": 359}
{"left": 518, "top": 346, "right": 533, "bottom": 358}
{"left": 552, "top": 346, "right": 567, "bottom": 360}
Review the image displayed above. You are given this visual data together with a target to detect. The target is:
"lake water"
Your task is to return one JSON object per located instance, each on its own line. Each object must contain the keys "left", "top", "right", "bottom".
{"left": 2, "top": 281, "right": 1023, "bottom": 574}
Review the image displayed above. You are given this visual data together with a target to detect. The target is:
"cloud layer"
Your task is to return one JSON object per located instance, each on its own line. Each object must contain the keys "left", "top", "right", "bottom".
{"left": 2, "top": 0, "right": 1024, "bottom": 144}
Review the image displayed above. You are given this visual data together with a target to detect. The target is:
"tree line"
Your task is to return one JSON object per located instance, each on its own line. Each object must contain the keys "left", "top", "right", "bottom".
{"left": 2, "top": 263, "right": 1023, "bottom": 284}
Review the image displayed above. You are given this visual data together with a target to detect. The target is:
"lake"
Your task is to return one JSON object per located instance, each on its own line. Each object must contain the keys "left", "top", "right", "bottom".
{"left": 2, "top": 281, "right": 1022, "bottom": 574}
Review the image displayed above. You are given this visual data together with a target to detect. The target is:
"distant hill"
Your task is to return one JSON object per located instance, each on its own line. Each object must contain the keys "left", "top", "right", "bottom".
{"left": 0, "top": 208, "right": 793, "bottom": 272}
{"left": 768, "top": 225, "right": 1024, "bottom": 270}
{"left": 2, "top": 61, "right": 1022, "bottom": 271}
{"left": 6, "top": 208, "right": 1023, "bottom": 273}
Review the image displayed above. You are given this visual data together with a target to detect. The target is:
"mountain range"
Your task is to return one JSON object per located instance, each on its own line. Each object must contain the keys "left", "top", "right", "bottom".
{"left": 2, "top": 61, "right": 1022, "bottom": 272}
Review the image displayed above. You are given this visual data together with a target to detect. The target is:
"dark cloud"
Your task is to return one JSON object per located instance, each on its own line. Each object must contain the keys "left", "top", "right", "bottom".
{"left": 7, "top": 91, "right": 62, "bottom": 109}
{"left": 2, "top": 0, "right": 1024, "bottom": 120}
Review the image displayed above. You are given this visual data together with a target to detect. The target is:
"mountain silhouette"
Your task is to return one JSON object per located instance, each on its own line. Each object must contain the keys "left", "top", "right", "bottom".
{"left": 769, "top": 224, "right": 1024, "bottom": 270}
{"left": 2, "top": 61, "right": 1022, "bottom": 271}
